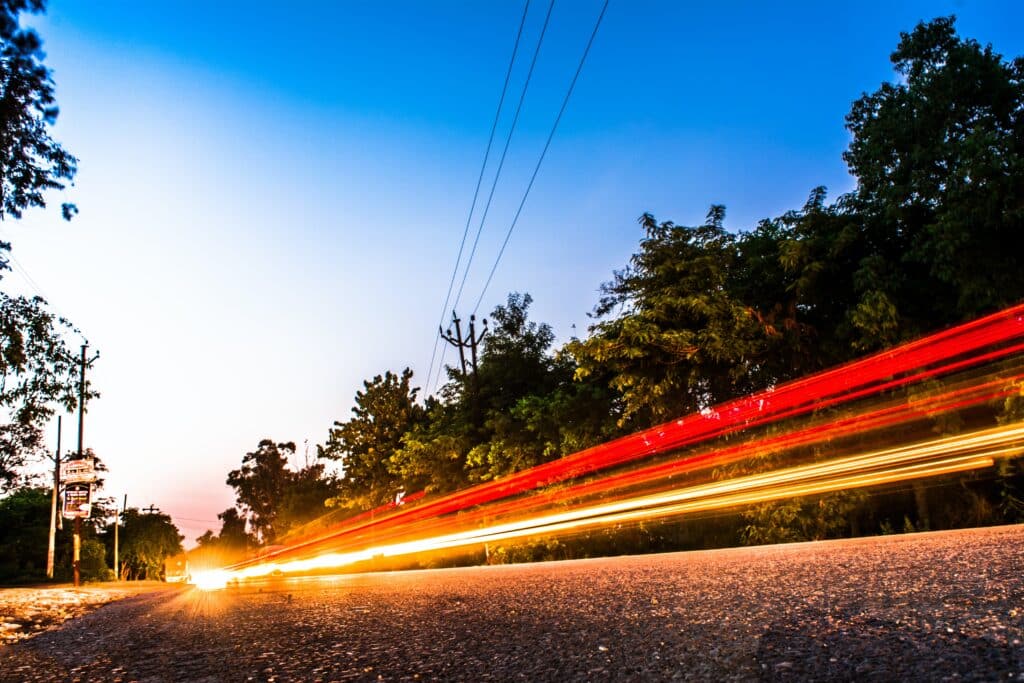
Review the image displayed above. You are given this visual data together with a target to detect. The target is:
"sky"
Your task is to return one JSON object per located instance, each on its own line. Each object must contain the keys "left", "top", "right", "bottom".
{"left": 5, "top": 0, "right": 1023, "bottom": 544}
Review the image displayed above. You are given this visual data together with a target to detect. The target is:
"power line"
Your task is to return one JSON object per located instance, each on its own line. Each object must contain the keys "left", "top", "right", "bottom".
{"left": 424, "top": 0, "right": 532, "bottom": 396}
{"left": 451, "top": 0, "right": 556, "bottom": 314}
{"left": 0, "top": 228, "right": 51, "bottom": 302}
{"left": 432, "top": 0, "right": 557, "bottom": 395}
{"left": 473, "top": 0, "right": 609, "bottom": 316}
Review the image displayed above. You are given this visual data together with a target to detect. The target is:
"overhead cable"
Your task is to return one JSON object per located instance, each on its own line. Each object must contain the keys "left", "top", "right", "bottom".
{"left": 473, "top": 0, "right": 609, "bottom": 316}
{"left": 424, "top": 0, "right": 532, "bottom": 395}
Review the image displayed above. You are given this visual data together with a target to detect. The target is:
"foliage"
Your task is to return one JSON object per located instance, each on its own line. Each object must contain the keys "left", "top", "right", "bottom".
{"left": 0, "top": 1, "right": 88, "bottom": 491}
{"left": 118, "top": 508, "right": 183, "bottom": 580}
{"left": 319, "top": 369, "right": 424, "bottom": 506}
{"left": 741, "top": 492, "right": 864, "bottom": 545}
{"left": 569, "top": 209, "right": 792, "bottom": 428}
{"left": 278, "top": 461, "right": 338, "bottom": 535}
{"left": 0, "top": 294, "right": 90, "bottom": 490}
{"left": 843, "top": 17, "right": 1024, "bottom": 323}
{"left": 0, "top": 0, "right": 76, "bottom": 229}
{"left": 78, "top": 538, "right": 112, "bottom": 582}
{"left": 0, "top": 485, "right": 48, "bottom": 580}
{"left": 196, "top": 507, "right": 253, "bottom": 550}
{"left": 226, "top": 439, "right": 294, "bottom": 543}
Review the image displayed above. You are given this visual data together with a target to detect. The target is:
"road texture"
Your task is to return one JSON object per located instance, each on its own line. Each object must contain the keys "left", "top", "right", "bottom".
{"left": 1, "top": 525, "right": 1022, "bottom": 681}
{"left": 0, "top": 582, "right": 168, "bottom": 645}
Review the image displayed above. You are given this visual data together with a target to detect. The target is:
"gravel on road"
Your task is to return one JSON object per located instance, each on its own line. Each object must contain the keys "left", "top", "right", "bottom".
{"left": 0, "top": 582, "right": 171, "bottom": 645}
{"left": 1, "top": 525, "right": 1022, "bottom": 681}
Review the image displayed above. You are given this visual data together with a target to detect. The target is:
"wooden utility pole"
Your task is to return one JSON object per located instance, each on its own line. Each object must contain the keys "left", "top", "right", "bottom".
{"left": 114, "top": 494, "right": 125, "bottom": 582}
{"left": 46, "top": 416, "right": 62, "bottom": 579}
{"left": 440, "top": 312, "right": 487, "bottom": 381}
{"left": 440, "top": 312, "right": 488, "bottom": 427}
{"left": 73, "top": 343, "right": 99, "bottom": 587}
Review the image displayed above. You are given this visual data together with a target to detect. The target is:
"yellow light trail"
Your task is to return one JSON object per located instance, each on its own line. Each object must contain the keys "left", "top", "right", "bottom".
{"left": 192, "top": 422, "right": 1024, "bottom": 589}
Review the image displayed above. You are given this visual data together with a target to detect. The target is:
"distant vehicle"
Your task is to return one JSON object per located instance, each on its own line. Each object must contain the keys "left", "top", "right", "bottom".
{"left": 164, "top": 553, "right": 190, "bottom": 583}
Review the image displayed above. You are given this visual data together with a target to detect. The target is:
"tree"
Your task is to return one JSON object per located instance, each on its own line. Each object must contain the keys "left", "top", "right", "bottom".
{"left": 0, "top": 1, "right": 88, "bottom": 489}
{"left": 215, "top": 507, "right": 252, "bottom": 549}
{"left": 0, "top": 294, "right": 87, "bottom": 490}
{"left": 226, "top": 439, "right": 294, "bottom": 544}
{"left": 195, "top": 507, "right": 253, "bottom": 551}
{"left": 319, "top": 369, "right": 424, "bottom": 507}
{"left": 569, "top": 208, "right": 788, "bottom": 429}
{"left": 0, "top": 485, "right": 48, "bottom": 580}
{"left": 842, "top": 16, "right": 1024, "bottom": 329}
{"left": 0, "top": 0, "right": 77, "bottom": 233}
{"left": 461, "top": 293, "right": 620, "bottom": 481}
{"left": 277, "top": 461, "right": 339, "bottom": 535}
{"left": 118, "top": 508, "right": 183, "bottom": 580}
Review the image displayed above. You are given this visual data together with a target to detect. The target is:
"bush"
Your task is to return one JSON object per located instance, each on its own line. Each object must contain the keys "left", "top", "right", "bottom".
{"left": 79, "top": 539, "right": 113, "bottom": 582}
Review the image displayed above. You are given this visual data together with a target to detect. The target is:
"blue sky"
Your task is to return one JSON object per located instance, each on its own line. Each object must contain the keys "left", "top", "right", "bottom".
{"left": 6, "top": 0, "right": 1023, "bottom": 541}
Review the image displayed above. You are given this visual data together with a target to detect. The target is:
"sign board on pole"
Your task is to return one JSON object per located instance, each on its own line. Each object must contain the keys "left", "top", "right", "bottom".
{"left": 60, "top": 459, "right": 96, "bottom": 484}
{"left": 63, "top": 483, "right": 92, "bottom": 518}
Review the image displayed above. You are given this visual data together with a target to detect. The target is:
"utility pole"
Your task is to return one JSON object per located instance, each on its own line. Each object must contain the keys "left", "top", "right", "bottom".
{"left": 46, "top": 416, "right": 62, "bottom": 579}
{"left": 73, "top": 343, "right": 100, "bottom": 588}
{"left": 440, "top": 312, "right": 488, "bottom": 427}
{"left": 142, "top": 504, "right": 159, "bottom": 515}
{"left": 114, "top": 494, "right": 125, "bottom": 582}
{"left": 440, "top": 312, "right": 487, "bottom": 383}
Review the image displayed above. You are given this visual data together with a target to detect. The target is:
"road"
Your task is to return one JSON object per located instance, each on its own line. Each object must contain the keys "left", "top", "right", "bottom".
{"left": 2, "top": 525, "right": 1022, "bottom": 681}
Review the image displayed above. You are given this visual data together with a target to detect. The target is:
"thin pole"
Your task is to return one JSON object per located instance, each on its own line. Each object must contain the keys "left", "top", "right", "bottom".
{"left": 73, "top": 516, "right": 80, "bottom": 587}
{"left": 113, "top": 494, "right": 123, "bottom": 582}
{"left": 76, "top": 344, "right": 86, "bottom": 458}
{"left": 46, "top": 416, "right": 62, "bottom": 579}
{"left": 73, "top": 344, "right": 87, "bottom": 587}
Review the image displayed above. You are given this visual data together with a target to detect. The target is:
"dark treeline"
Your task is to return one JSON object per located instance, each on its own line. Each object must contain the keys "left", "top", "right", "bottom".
{"left": 199, "top": 17, "right": 1024, "bottom": 563}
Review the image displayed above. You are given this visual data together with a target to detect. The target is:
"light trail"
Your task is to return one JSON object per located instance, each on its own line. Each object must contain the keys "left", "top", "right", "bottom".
{"left": 193, "top": 422, "right": 1023, "bottom": 588}
{"left": 238, "top": 370, "right": 1023, "bottom": 563}
{"left": 231, "top": 319, "right": 1024, "bottom": 569}
{"left": 192, "top": 304, "right": 1024, "bottom": 589}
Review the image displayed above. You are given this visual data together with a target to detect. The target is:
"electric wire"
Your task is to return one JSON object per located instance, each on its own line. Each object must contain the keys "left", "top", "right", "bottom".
{"left": 449, "top": 0, "right": 556, "bottom": 315}
{"left": 424, "top": 1, "right": 533, "bottom": 396}
{"left": 0, "top": 228, "right": 51, "bottom": 303}
{"left": 472, "top": 0, "right": 609, "bottom": 316}
{"left": 431, "top": 0, "right": 557, "bottom": 395}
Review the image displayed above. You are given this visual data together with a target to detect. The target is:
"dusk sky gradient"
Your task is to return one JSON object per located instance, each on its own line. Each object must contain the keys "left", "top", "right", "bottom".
{"left": 4, "top": 1, "right": 1022, "bottom": 542}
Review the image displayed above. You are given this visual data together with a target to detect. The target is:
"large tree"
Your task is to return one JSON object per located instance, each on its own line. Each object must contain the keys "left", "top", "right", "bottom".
{"left": 841, "top": 16, "right": 1024, "bottom": 332}
{"left": 226, "top": 439, "right": 294, "bottom": 544}
{"left": 569, "top": 208, "right": 789, "bottom": 428}
{"left": 319, "top": 369, "right": 424, "bottom": 507}
{"left": 0, "top": 295, "right": 89, "bottom": 490}
{"left": 0, "top": 0, "right": 86, "bottom": 488}
{"left": 118, "top": 508, "right": 183, "bottom": 580}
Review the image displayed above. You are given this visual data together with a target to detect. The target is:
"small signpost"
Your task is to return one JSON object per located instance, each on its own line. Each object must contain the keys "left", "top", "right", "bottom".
{"left": 62, "top": 482, "right": 92, "bottom": 518}
{"left": 60, "top": 458, "right": 96, "bottom": 485}
{"left": 61, "top": 458, "right": 96, "bottom": 520}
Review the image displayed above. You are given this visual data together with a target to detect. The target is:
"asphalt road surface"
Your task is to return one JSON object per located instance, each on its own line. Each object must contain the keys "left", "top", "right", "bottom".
{"left": 2, "top": 525, "right": 1022, "bottom": 681}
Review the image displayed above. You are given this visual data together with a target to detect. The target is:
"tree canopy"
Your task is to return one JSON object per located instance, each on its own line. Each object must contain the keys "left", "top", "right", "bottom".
{"left": 0, "top": 0, "right": 76, "bottom": 228}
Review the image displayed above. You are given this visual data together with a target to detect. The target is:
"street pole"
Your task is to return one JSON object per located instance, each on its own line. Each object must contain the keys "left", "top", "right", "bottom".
{"left": 73, "top": 516, "right": 80, "bottom": 586}
{"left": 46, "top": 416, "right": 62, "bottom": 579}
{"left": 72, "top": 343, "right": 98, "bottom": 587}
{"left": 441, "top": 312, "right": 487, "bottom": 427}
{"left": 76, "top": 344, "right": 86, "bottom": 457}
{"left": 72, "top": 345, "right": 87, "bottom": 586}
{"left": 114, "top": 494, "right": 125, "bottom": 581}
